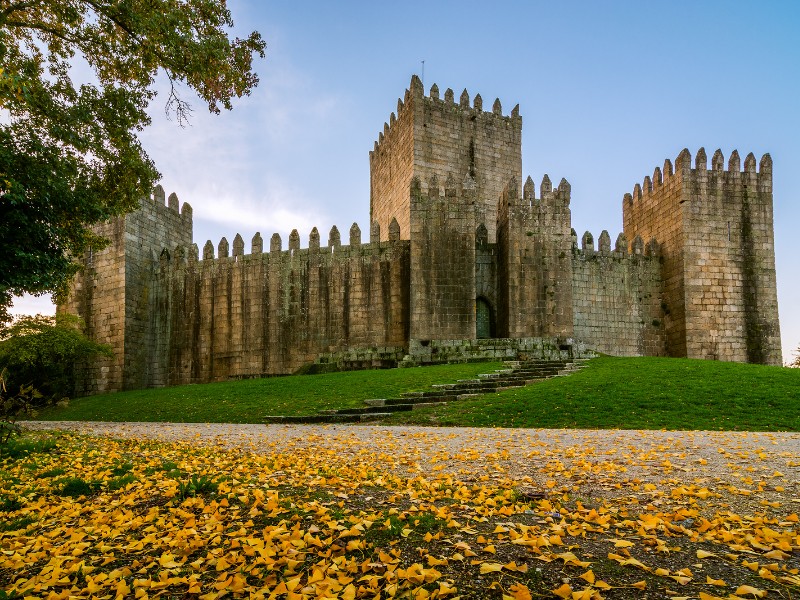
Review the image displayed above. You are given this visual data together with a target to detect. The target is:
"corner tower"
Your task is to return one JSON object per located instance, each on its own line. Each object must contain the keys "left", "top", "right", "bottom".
{"left": 369, "top": 75, "right": 522, "bottom": 243}
{"left": 58, "top": 186, "right": 193, "bottom": 393}
{"left": 623, "top": 148, "right": 781, "bottom": 365}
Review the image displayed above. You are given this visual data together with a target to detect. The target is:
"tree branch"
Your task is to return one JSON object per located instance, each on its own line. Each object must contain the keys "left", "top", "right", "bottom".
{"left": 4, "top": 19, "right": 86, "bottom": 46}
{"left": 1, "top": 1, "right": 39, "bottom": 20}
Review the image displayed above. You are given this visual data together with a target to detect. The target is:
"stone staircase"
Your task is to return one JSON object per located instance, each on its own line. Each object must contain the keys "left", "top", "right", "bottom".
{"left": 264, "top": 359, "right": 588, "bottom": 424}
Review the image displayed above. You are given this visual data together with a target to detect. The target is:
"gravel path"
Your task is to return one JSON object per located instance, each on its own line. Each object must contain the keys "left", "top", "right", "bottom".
{"left": 21, "top": 421, "right": 800, "bottom": 496}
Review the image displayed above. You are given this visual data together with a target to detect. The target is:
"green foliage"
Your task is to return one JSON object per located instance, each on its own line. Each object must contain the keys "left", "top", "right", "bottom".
{"left": 177, "top": 474, "right": 218, "bottom": 499}
{"left": 0, "top": 314, "right": 112, "bottom": 401}
{"left": 37, "top": 467, "right": 66, "bottom": 479}
{"left": 0, "top": 495, "right": 22, "bottom": 512}
{"left": 106, "top": 474, "right": 136, "bottom": 491}
{"left": 56, "top": 477, "right": 100, "bottom": 498}
{"left": 0, "top": 370, "right": 43, "bottom": 447}
{"left": 0, "top": 516, "right": 35, "bottom": 533}
{"left": 0, "top": 2, "right": 265, "bottom": 320}
{"left": 109, "top": 462, "right": 133, "bottom": 477}
{"left": 31, "top": 356, "right": 800, "bottom": 431}
{"left": 790, "top": 346, "right": 800, "bottom": 368}
{"left": 35, "top": 362, "right": 503, "bottom": 422}
{"left": 364, "top": 514, "right": 406, "bottom": 547}
{"left": 411, "top": 512, "right": 447, "bottom": 535}
{"left": 0, "top": 436, "right": 57, "bottom": 460}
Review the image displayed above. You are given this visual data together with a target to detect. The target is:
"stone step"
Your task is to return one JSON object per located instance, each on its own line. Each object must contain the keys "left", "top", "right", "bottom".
{"left": 324, "top": 404, "right": 413, "bottom": 415}
{"left": 264, "top": 414, "right": 362, "bottom": 424}
{"left": 503, "top": 361, "right": 569, "bottom": 369}
{"left": 359, "top": 412, "right": 393, "bottom": 421}
{"left": 402, "top": 389, "right": 464, "bottom": 398}
{"left": 265, "top": 358, "right": 589, "bottom": 425}
{"left": 264, "top": 411, "right": 394, "bottom": 424}
{"left": 428, "top": 383, "right": 501, "bottom": 392}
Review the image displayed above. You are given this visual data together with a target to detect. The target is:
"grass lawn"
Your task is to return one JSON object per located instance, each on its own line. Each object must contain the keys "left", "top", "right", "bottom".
{"left": 32, "top": 361, "right": 503, "bottom": 423}
{"left": 385, "top": 356, "right": 800, "bottom": 430}
{"left": 30, "top": 356, "right": 800, "bottom": 430}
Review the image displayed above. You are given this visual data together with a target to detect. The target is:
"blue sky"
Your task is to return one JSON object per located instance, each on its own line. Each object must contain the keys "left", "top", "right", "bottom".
{"left": 13, "top": 0, "right": 800, "bottom": 362}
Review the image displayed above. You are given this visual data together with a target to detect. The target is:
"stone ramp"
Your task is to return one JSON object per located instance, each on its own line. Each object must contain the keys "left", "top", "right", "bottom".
{"left": 263, "top": 359, "right": 588, "bottom": 424}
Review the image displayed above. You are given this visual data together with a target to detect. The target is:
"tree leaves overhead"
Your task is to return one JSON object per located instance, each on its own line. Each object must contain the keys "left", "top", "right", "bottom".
{"left": 0, "top": 1, "right": 265, "bottom": 321}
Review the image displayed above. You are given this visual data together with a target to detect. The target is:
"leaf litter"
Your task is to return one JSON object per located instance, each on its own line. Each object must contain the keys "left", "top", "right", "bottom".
{"left": 5, "top": 423, "right": 800, "bottom": 598}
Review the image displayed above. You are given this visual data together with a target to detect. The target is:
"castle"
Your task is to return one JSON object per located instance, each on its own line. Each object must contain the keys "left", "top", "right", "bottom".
{"left": 60, "top": 75, "right": 782, "bottom": 394}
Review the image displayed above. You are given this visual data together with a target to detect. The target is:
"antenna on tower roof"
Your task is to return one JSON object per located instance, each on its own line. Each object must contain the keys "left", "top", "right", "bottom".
{"left": 421, "top": 60, "right": 425, "bottom": 88}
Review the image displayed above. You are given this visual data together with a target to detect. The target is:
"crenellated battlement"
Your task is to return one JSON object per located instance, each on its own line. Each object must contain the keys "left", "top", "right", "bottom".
{"left": 573, "top": 229, "right": 659, "bottom": 259}
{"left": 369, "top": 75, "right": 522, "bottom": 243}
{"left": 625, "top": 147, "right": 772, "bottom": 213}
{"left": 409, "top": 172, "right": 477, "bottom": 202}
{"left": 150, "top": 184, "right": 193, "bottom": 221}
{"left": 501, "top": 174, "right": 571, "bottom": 209}
{"left": 166, "top": 221, "right": 405, "bottom": 267}
{"left": 369, "top": 75, "right": 520, "bottom": 161}
{"left": 622, "top": 146, "right": 780, "bottom": 365}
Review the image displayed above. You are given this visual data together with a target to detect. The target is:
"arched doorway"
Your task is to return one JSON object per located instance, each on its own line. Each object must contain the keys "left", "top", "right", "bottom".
{"left": 476, "top": 297, "right": 495, "bottom": 339}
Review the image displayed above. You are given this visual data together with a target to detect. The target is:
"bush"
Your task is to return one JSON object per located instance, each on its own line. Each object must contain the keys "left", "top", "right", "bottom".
{"left": 0, "top": 371, "right": 43, "bottom": 447}
{"left": 0, "top": 314, "right": 111, "bottom": 401}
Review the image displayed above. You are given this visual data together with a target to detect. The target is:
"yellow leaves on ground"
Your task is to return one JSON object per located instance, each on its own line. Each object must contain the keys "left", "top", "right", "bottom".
{"left": 3, "top": 429, "right": 800, "bottom": 598}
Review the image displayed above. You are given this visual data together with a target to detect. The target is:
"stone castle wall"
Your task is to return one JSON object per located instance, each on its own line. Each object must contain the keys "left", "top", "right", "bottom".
{"left": 624, "top": 148, "right": 781, "bottom": 364}
{"left": 58, "top": 186, "right": 192, "bottom": 393}
{"left": 124, "top": 188, "right": 193, "bottom": 389}
{"left": 623, "top": 155, "right": 686, "bottom": 356}
{"left": 58, "top": 218, "right": 127, "bottom": 394}
{"left": 497, "top": 175, "right": 574, "bottom": 339}
{"left": 150, "top": 224, "right": 410, "bottom": 385}
{"left": 409, "top": 174, "right": 478, "bottom": 340}
{"left": 369, "top": 89, "right": 415, "bottom": 241}
{"left": 571, "top": 231, "right": 665, "bottom": 357}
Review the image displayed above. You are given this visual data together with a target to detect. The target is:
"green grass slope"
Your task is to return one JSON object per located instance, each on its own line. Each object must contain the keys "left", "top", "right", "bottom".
{"left": 30, "top": 356, "right": 800, "bottom": 430}
{"left": 32, "top": 362, "right": 504, "bottom": 423}
{"left": 386, "top": 356, "right": 800, "bottom": 430}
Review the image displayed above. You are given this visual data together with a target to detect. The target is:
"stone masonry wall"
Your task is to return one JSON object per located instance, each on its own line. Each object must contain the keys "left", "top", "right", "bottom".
{"left": 370, "top": 75, "right": 522, "bottom": 243}
{"left": 624, "top": 148, "right": 781, "bottom": 364}
{"left": 124, "top": 187, "right": 193, "bottom": 389}
{"left": 623, "top": 155, "right": 685, "bottom": 357}
{"left": 57, "top": 217, "right": 126, "bottom": 395}
{"left": 680, "top": 149, "right": 781, "bottom": 364}
{"left": 572, "top": 231, "right": 665, "bottom": 356}
{"left": 370, "top": 85, "right": 415, "bottom": 241}
{"left": 152, "top": 226, "right": 410, "bottom": 385}
{"left": 497, "top": 175, "right": 574, "bottom": 339}
{"left": 409, "top": 174, "right": 477, "bottom": 340}
{"left": 57, "top": 186, "right": 192, "bottom": 393}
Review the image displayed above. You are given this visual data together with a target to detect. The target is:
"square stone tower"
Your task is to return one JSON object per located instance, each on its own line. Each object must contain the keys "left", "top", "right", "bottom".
{"left": 623, "top": 149, "right": 781, "bottom": 365}
{"left": 369, "top": 75, "right": 522, "bottom": 243}
{"left": 58, "top": 186, "right": 193, "bottom": 393}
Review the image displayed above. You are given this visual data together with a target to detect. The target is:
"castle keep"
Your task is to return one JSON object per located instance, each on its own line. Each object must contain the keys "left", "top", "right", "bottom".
{"left": 60, "top": 76, "right": 782, "bottom": 394}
